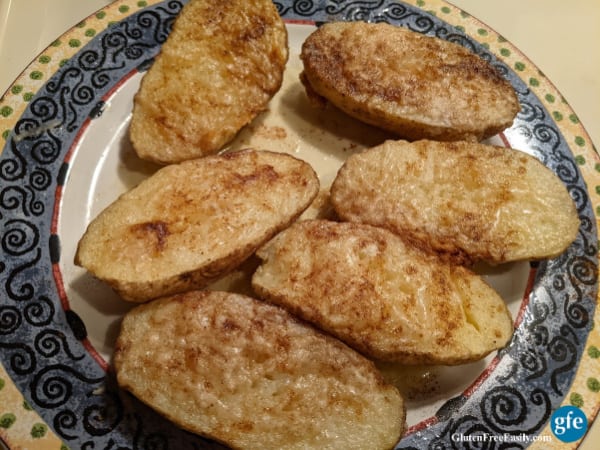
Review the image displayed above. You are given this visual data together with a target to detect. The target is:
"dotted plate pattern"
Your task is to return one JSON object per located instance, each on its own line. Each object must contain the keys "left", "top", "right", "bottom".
{"left": 0, "top": 1, "right": 598, "bottom": 449}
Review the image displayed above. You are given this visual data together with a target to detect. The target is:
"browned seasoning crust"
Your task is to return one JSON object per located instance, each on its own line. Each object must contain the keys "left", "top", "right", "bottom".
{"left": 130, "top": 0, "right": 288, "bottom": 164}
{"left": 300, "top": 21, "right": 520, "bottom": 141}
{"left": 114, "top": 290, "right": 405, "bottom": 449}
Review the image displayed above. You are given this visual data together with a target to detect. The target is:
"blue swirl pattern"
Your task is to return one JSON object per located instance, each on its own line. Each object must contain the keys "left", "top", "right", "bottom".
{"left": 0, "top": 1, "right": 597, "bottom": 448}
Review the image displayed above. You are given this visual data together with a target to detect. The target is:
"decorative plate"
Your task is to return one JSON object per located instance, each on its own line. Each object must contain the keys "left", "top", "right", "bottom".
{"left": 1, "top": 1, "right": 598, "bottom": 449}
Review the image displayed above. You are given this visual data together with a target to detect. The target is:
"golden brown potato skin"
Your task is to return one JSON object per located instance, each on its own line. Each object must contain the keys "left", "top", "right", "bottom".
{"left": 300, "top": 21, "right": 520, "bottom": 142}
{"left": 130, "top": 0, "right": 288, "bottom": 164}
{"left": 252, "top": 220, "right": 514, "bottom": 365}
{"left": 114, "top": 290, "right": 405, "bottom": 450}
{"left": 330, "top": 140, "right": 580, "bottom": 265}
{"left": 75, "top": 150, "right": 319, "bottom": 302}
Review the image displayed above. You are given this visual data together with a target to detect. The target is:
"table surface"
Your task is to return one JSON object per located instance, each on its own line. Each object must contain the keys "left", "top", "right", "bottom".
{"left": 1, "top": 0, "right": 599, "bottom": 449}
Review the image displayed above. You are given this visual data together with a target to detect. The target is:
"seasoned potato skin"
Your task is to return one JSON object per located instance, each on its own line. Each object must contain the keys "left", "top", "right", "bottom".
{"left": 115, "top": 290, "right": 405, "bottom": 450}
{"left": 330, "top": 139, "right": 580, "bottom": 265}
{"left": 300, "top": 21, "right": 520, "bottom": 142}
{"left": 130, "top": 0, "right": 288, "bottom": 164}
{"left": 252, "top": 220, "right": 514, "bottom": 365}
{"left": 75, "top": 150, "right": 319, "bottom": 302}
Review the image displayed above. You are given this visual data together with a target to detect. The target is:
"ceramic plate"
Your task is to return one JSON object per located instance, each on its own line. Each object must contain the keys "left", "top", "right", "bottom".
{"left": 1, "top": 0, "right": 598, "bottom": 449}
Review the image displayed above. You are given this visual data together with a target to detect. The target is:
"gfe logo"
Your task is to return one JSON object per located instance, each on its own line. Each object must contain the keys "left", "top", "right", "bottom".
{"left": 550, "top": 406, "right": 588, "bottom": 442}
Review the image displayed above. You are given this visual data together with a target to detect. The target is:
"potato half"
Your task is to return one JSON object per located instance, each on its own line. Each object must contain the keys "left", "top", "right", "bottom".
{"left": 114, "top": 290, "right": 405, "bottom": 450}
{"left": 130, "top": 0, "right": 288, "bottom": 164}
{"left": 75, "top": 149, "right": 319, "bottom": 302}
{"left": 330, "top": 139, "right": 580, "bottom": 264}
{"left": 252, "top": 220, "right": 514, "bottom": 365}
{"left": 300, "top": 21, "right": 520, "bottom": 142}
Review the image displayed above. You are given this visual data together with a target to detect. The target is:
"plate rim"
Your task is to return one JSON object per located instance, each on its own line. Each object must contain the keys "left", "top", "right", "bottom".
{"left": 0, "top": 0, "right": 599, "bottom": 448}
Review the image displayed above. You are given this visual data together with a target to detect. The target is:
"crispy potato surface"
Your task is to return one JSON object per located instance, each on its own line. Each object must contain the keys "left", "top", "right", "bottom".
{"left": 252, "top": 220, "right": 514, "bottom": 364}
{"left": 114, "top": 290, "right": 405, "bottom": 449}
{"left": 130, "top": 0, "right": 288, "bottom": 164}
{"left": 300, "top": 21, "right": 519, "bottom": 141}
{"left": 75, "top": 150, "right": 319, "bottom": 302}
{"left": 331, "top": 140, "right": 580, "bottom": 264}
